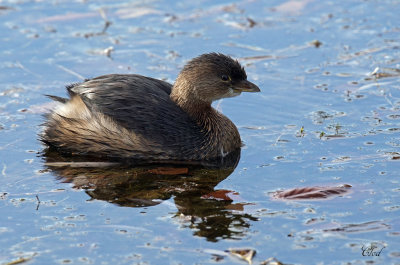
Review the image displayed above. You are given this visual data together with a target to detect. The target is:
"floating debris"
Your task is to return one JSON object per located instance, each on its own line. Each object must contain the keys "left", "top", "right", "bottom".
{"left": 103, "top": 46, "right": 114, "bottom": 57}
{"left": 271, "top": 184, "right": 352, "bottom": 200}
{"left": 310, "top": 110, "right": 346, "bottom": 125}
{"left": 240, "top": 55, "right": 282, "bottom": 61}
{"left": 273, "top": 0, "right": 313, "bottom": 14}
{"left": 0, "top": 6, "right": 14, "bottom": 11}
{"left": 44, "top": 25, "right": 57, "bottom": 33}
{"left": 166, "top": 50, "right": 181, "bottom": 60}
{"left": 323, "top": 220, "right": 390, "bottom": 233}
{"left": 339, "top": 47, "right": 383, "bottom": 61}
{"left": 260, "top": 257, "right": 285, "bottom": 265}
{"left": 368, "top": 67, "right": 400, "bottom": 79}
{"left": 35, "top": 195, "right": 40, "bottom": 210}
{"left": 247, "top": 17, "right": 257, "bottom": 28}
{"left": 211, "top": 253, "right": 225, "bottom": 262}
{"left": 384, "top": 152, "right": 400, "bottom": 160}
{"left": 296, "top": 126, "right": 305, "bottom": 137}
{"left": 87, "top": 46, "right": 114, "bottom": 57}
{"left": 225, "top": 42, "right": 267, "bottom": 52}
{"left": 36, "top": 11, "right": 99, "bottom": 23}
{"left": 115, "top": 7, "right": 161, "bottom": 19}
{"left": 226, "top": 248, "right": 256, "bottom": 264}
{"left": 217, "top": 18, "right": 253, "bottom": 30}
{"left": 309, "top": 40, "right": 322, "bottom": 48}
{"left": 4, "top": 256, "right": 32, "bottom": 265}
{"left": 0, "top": 86, "right": 25, "bottom": 97}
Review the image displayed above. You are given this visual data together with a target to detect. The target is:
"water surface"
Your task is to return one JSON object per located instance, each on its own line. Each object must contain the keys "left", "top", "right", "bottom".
{"left": 1, "top": 0, "right": 399, "bottom": 264}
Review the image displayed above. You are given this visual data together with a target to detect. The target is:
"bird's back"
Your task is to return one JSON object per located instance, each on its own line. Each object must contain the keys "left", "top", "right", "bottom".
{"left": 42, "top": 74, "right": 208, "bottom": 161}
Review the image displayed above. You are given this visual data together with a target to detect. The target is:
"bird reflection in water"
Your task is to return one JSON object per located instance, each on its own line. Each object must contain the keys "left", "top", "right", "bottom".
{"left": 42, "top": 148, "right": 258, "bottom": 242}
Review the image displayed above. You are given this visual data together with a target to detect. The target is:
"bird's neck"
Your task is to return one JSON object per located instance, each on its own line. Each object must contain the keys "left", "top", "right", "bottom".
{"left": 171, "top": 97, "right": 211, "bottom": 121}
{"left": 170, "top": 90, "right": 241, "bottom": 156}
{"left": 170, "top": 81, "right": 213, "bottom": 122}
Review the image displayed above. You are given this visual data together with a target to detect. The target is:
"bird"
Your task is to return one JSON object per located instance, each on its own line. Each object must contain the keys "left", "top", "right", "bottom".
{"left": 41, "top": 53, "right": 260, "bottom": 163}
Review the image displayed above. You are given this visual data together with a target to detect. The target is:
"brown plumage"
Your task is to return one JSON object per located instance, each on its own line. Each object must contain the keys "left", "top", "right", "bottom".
{"left": 41, "top": 53, "right": 260, "bottom": 162}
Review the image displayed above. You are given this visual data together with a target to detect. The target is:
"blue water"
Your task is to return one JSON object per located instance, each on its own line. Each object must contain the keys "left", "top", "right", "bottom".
{"left": 1, "top": 0, "right": 399, "bottom": 264}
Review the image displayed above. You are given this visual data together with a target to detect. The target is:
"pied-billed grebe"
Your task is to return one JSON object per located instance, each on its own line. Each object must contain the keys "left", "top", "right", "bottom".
{"left": 41, "top": 53, "right": 260, "bottom": 161}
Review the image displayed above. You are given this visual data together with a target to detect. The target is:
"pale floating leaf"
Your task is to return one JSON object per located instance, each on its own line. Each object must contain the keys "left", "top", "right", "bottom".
{"left": 271, "top": 184, "right": 352, "bottom": 200}
{"left": 115, "top": 7, "right": 161, "bottom": 19}
{"left": 226, "top": 248, "right": 256, "bottom": 264}
{"left": 260, "top": 257, "right": 285, "bottom": 265}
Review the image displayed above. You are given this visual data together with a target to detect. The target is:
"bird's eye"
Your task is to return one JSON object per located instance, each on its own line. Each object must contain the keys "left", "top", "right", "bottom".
{"left": 221, "top": 75, "right": 231, "bottom": 82}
